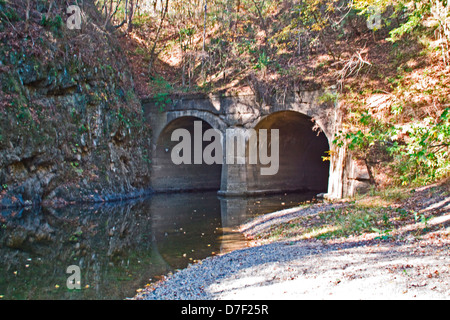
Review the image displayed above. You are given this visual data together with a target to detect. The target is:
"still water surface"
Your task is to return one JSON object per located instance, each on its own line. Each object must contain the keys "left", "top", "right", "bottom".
{"left": 0, "top": 191, "right": 318, "bottom": 299}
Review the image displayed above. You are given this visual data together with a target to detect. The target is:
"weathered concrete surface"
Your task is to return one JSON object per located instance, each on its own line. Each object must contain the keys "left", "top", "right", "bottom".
{"left": 151, "top": 116, "right": 221, "bottom": 192}
{"left": 142, "top": 91, "right": 369, "bottom": 198}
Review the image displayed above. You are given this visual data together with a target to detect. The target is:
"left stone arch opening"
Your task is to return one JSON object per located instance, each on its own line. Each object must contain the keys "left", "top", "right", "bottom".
{"left": 151, "top": 116, "right": 222, "bottom": 192}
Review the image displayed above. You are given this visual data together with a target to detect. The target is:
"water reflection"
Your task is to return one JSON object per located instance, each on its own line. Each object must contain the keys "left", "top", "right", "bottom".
{"left": 0, "top": 191, "right": 318, "bottom": 300}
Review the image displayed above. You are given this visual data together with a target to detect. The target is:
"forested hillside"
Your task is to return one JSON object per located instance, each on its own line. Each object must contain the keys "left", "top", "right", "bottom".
{"left": 108, "top": 0, "right": 449, "bottom": 188}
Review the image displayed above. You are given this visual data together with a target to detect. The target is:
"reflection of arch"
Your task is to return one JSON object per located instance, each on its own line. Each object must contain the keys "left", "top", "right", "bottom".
{"left": 151, "top": 116, "right": 222, "bottom": 192}
{"left": 150, "top": 192, "right": 223, "bottom": 270}
{"left": 247, "top": 111, "right": 330, "bottom": 193}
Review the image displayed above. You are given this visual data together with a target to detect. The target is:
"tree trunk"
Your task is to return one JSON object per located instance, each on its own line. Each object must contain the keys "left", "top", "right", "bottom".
{"left": 364, "top": 158, "right": 376, "bottom": 186}
{"left": 148, "top": 0, "right": 170, "bottom": 73}
{"left": 127, "top": 0, "right": 134, "bottom": 32}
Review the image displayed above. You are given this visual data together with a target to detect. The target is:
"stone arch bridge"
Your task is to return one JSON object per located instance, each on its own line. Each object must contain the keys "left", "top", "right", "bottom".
{"left": 142, "top": 91, "right": 369, "bottom": 199}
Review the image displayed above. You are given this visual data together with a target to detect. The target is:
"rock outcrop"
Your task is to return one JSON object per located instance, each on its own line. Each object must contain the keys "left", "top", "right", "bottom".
{"left": 0, "top": 0, "right": 152, "bottom": 208}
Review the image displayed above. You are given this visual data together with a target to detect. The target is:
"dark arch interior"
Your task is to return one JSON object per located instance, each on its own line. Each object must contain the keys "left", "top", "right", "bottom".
{"left": 152, "top": 116, "right": 222, "bottom": 192}
{"left": 246, "top": 111, "right": 330, "bottom": 193}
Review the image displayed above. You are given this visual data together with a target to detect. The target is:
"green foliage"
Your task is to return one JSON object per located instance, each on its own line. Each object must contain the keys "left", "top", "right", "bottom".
{"left": 295, "top": 0, "right": 339, "bottom": 32}
{"left": 115, "top": 108, "right": 132, "bottom": 128}
{"left": 150, "top": 75, "right": 173, "bottom": 92}
{"left": 334, "top": 107, "right": 450, "bottom": 186}
{"left": 70, "top": 162, "right": 83, "bottom": 175}
{"left": 318, "top": 91, "right": 339, "bottom": 104}
{"left": 334, "top": 110, "right": 390, "bottom": 156}
{"left": 254, "top": 51, "right": 270, "bottom": 70}
{"left": 179, "top": 27, "right": 195, "bottom": 44}
{"left": 40, "top": 14, "right": 63, "bottom": 36}
{"left": 150, "top": 75, "right": 173, "bottom": 111}
{"left": 0, "top": 1, "right": 20, "bottom": 23}
{"left": 69, "top": 229, "right": 83, "bottom": 242}
{"left": 387, "top": 14, "right": 422, "bottom": 42}
{"left": 314, "top": 204, "right": 393, "bottom": 239}
{"left": 388, "top": 108, "right": 450, "bottom": 185}
{"left": 154, "top": 92, "right": 172, "bottom": 112}
{"left": 354, "top": 0, "right": 433, "bottom": 42}
{"left": 371, "top": 227, "right": 393, "bottom": 240}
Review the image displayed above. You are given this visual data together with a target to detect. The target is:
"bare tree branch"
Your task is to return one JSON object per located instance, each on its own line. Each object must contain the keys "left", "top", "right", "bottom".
{"left": 335, "top": 50, "right": 372, "bottom": 90}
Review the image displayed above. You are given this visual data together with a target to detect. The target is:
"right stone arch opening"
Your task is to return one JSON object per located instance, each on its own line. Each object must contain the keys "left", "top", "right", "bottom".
{"left": 246, "top": 110, "right": 330, "bottom": 194}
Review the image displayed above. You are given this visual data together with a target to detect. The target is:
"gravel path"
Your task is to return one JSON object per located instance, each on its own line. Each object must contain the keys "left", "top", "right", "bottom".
{"left": 135, "top": 237, "right": 449, "bottom": 300}
{"left": 135, "top": 200, "right": 450, "bottom": 300}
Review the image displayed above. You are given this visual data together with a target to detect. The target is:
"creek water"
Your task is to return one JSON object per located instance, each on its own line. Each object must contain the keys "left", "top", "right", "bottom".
{"left": 0, "top": 191, "right": 318, "bottom": 299}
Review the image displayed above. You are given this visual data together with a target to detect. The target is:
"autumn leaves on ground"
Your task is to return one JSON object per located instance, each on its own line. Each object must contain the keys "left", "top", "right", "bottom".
{"left": 241, "top": 178, "right": 449, "bottom": 246}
